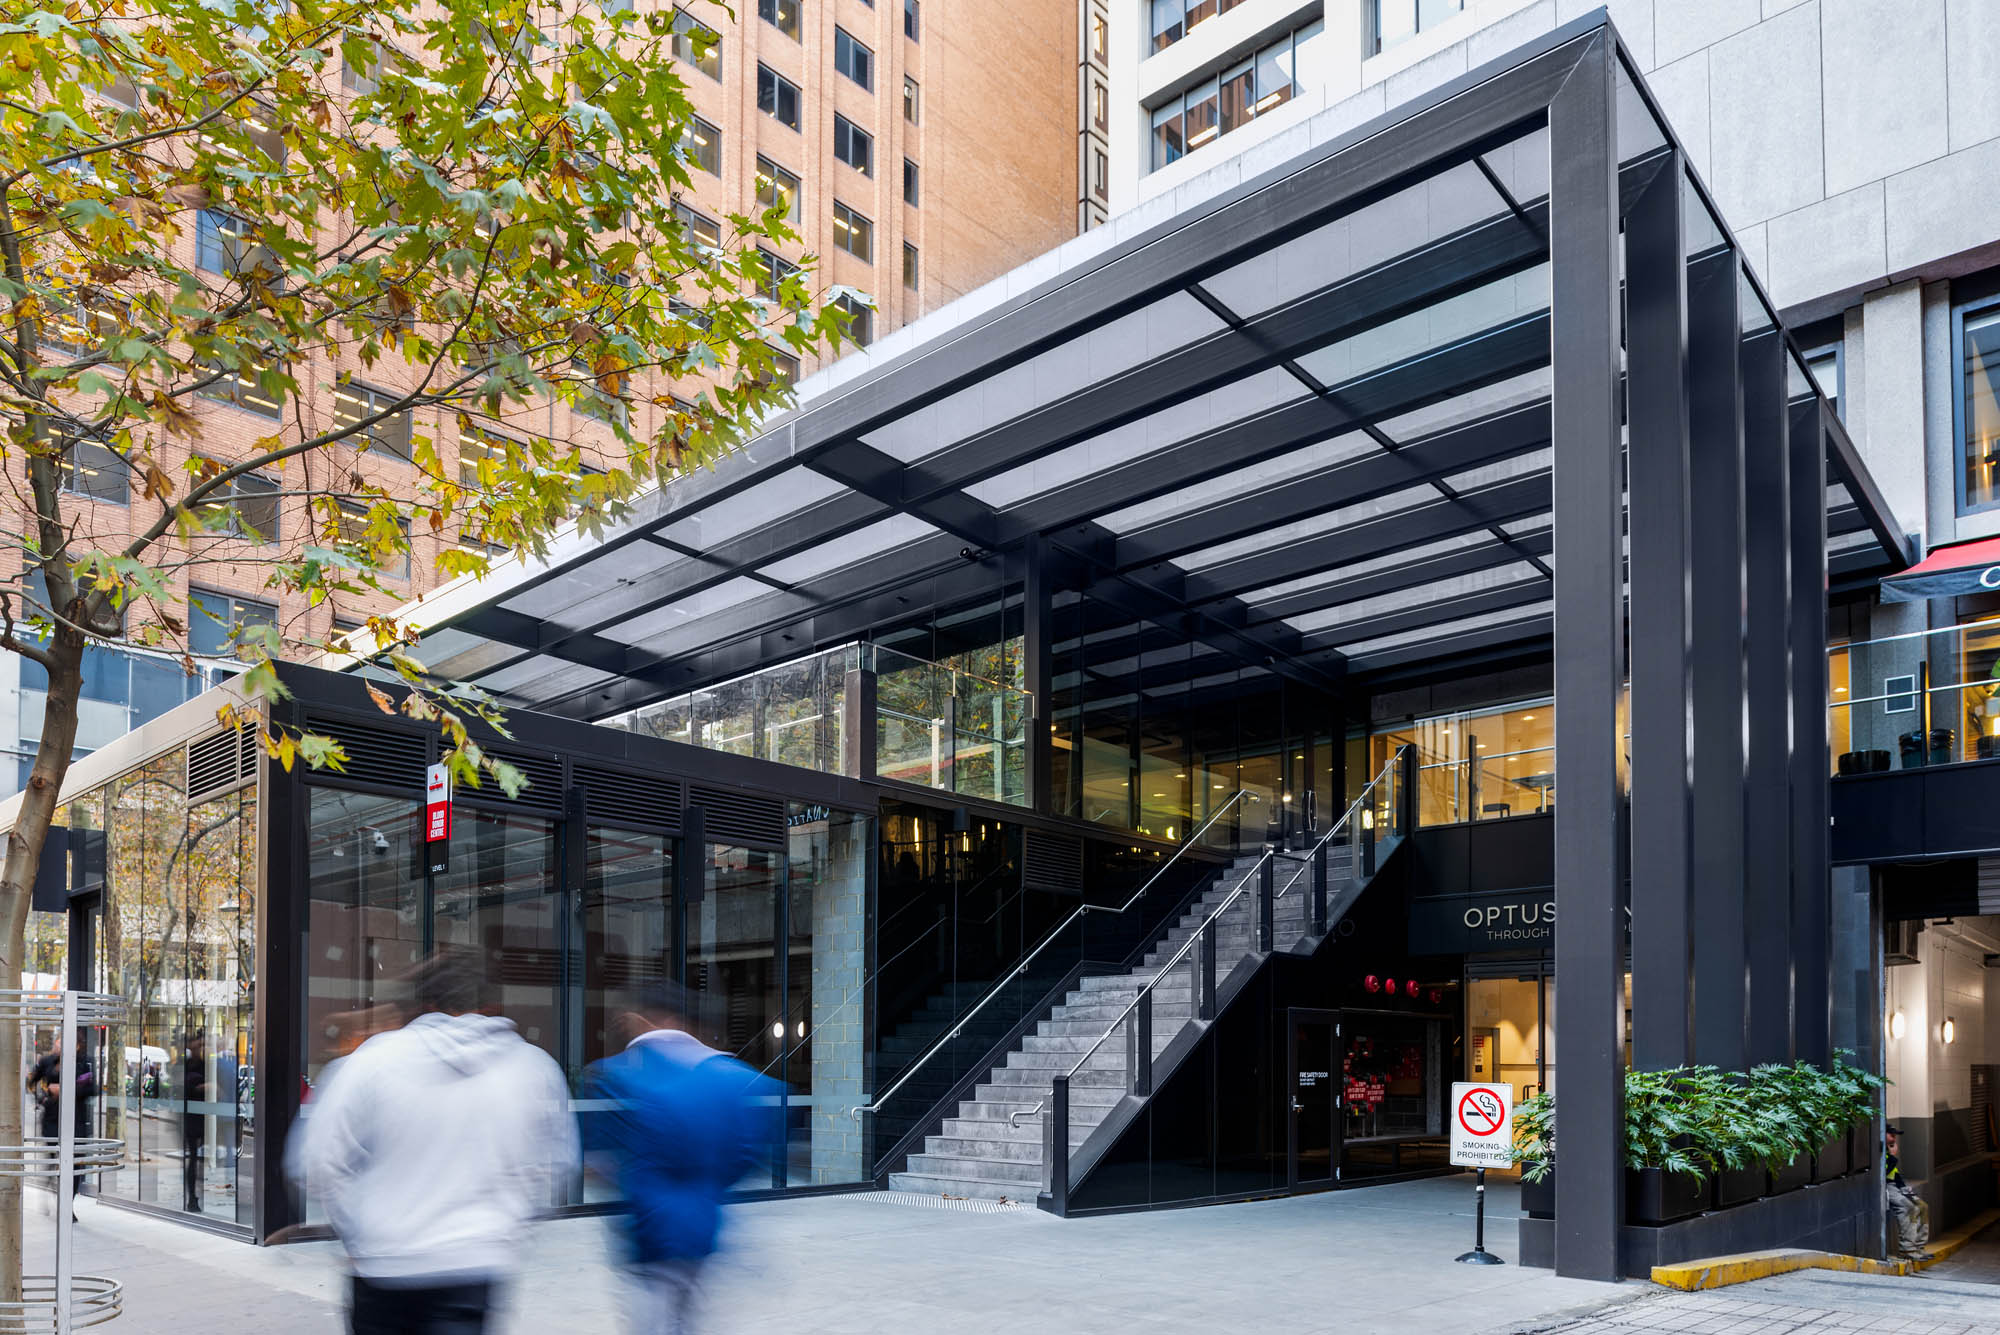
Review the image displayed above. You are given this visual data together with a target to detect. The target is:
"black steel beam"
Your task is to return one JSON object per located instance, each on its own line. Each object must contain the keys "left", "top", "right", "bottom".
{"left": 1790, "top": 397, "right": 1832, "bottom": 1066}
{"left": 1625, "top": 153, "right": 1695, "bottom": 1074}
{"left": 1242, "top": 527, "right": 1555, "bottom": 625}
{"left": 1549, "top": 31, "right": 1624, "bottom": 1283}
{"left": 1343, "top": 610, "right": 1551, "bottom": 676}
{"left": 1688, "top": 248, "right": 1748, "bottom": 1073}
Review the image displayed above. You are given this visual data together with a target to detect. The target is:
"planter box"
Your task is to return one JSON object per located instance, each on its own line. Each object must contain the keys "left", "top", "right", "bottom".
{"left": 1714, "top": 1165, "right": 1763, "bottom": 1209}
{"left": 1520, "top": 1172, "right": 1554, "bottom": 1220}
{"left": 1767, "top": 1152, "right": 1811, "bottom": 1196}
{"left": 1625, "top": 1167, "right": 1708, "bottom": 1226}
{"left": 1812, "top": 1133, "right": 1851, "bottom": 1182}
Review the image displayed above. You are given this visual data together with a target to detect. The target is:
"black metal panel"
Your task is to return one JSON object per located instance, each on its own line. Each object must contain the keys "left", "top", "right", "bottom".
{"left": 575, "top": 763, "right": 684, "bottom": 833}
{"left": 302, "top": 711, "right": 429, "bottom": 793}
{"left": 487, "top": 748, "right": 566, "bottom": 815}
{"left": 1789, "top": 399, "right": 1832, "bottom": 1066}
{"left": 1625, "top": 151, "right": 1694, "bottom": 1073}
{"left": 1547, "top": 30, "right": 1625, "bottom": 1282}
{"left": 689, "top": 785, "right": 786, "bottom": 849}
{"left": 1023, "top": 829, "right": 1085, "bottom": 893}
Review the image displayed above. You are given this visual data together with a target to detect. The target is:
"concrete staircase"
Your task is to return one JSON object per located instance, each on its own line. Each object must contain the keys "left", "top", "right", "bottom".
{"left": 888, "top": 849, "right": 1340, "bottom": 1201}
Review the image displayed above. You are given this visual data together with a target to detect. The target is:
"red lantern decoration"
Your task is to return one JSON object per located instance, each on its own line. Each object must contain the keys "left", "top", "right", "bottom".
{"left": 1406, "top": 980, "right": 1420, "bottom": 999}
{"left": 1429, "top": 989, "right": 1443, "bottom": 1005}
{"left": 1384, "top": 978, "right": 1398, "bottom": 996}
{"left": 1363, "top": 974, "right": 1381, "bottom": 994}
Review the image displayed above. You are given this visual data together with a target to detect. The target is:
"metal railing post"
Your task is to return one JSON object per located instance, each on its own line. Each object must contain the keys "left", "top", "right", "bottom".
{"left": 1133, "top": 992, "right": 1152, "bottom": 1097}
{"left": 1049, "top": 1075, "right": 1070, "bottom": 1213}
{"left": 1199, "top": 923, "right": 1217, "bottom": 1021}
{"left": 1361, "top": 817, "right": 1376, "bottom": 879}
{"left": 1399, "top": 744, "right": 1418, "bottom": 834}
{"left": 1258, "top": 852, "right": 1275, "bottom": 952}
{"left": 1312, "top": 841, "right": 1328, "bottom": 934}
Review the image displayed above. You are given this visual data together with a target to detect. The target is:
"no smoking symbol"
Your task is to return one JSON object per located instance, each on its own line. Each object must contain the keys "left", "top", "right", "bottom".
{"left": 1457, "top": 1088, "right": 1505, "bottom": 1137}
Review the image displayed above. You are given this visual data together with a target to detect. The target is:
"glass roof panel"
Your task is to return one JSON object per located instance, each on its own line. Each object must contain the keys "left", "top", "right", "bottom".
{"left": 1293, "top": 264, "right": 1549, "bottom": 387}
{"left": 1286, "top": 560, "right": 1545, "bottom": 637}
{"left": 599, "top": 575, "right": 772, "bottom": 647}
{"left": 1239, "top": 531, "right": 1489, "bottom": 603}
{"left": 1340, "top": 600, "right": 1552, "bottom": 661}
{"left": 657, "top": 470, "right": 847, "bottom": 549}
{"left": 1174, "top": 479, "right": 1440, "bottom": 571}
{"left": 758, "top": 514, "right": 939, "bottom": 585}
{"left": 501, "top": 541, "right": 678, "bottom": 618}
{"left": 478, "top": 654, "right": 616, "bottom": 695}
{"left": 1094, "top": 431, "right": 1375, "bottom": 534}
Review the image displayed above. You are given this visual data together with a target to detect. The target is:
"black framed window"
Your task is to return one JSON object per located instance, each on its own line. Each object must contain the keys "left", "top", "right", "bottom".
{"left": 195, "top": 209, "right": 277, "bottom": 284}
{"left": 757, "top": 64, "right": 800, "bottom": 130}
{"left": 903, "top": 0, "right": 918, "bottom": 40}
{"left": 198, "top": 357, "right": 284, "bottom": 418}
{"left": 684, "top": 115, "right": 722, "bottom": 174}
{"left": 1803, "top": 343, "right": 1842, "bottom": 423}
{"left": 756, "top": 248, "right": 802, "bottom": 305}
{"left": 835, "top": 28, "right": 873, "bottom": 91}
{"left": 58, "top": 434, "right": 129, "bottom": 505}
{"left": 903, "top": 76, "right": 918, "bottom": 124}
{"left": 670, "top": 10, "right": 721, "bottom": 79}
{"left": 189, "top": 588, "right": 277, "bottom": 658}
{"left": 196, "top": 473, "right": 280, "bottom": 543}
{"left": 1959, "top": 292, "right": 2000, "bottom": 513}
{"left": 832, "top": 201, "right": 872, "bottom": 262}
{"left": 331, "top": 380, "right": 413, "bottom": 460}
{"left": 903, "top": 157, "right": 919, "bottom": 206}
{"left": 675, "top": 200, "right": 721, "bottom": 248}
{"left": 758, "top": 0, "right": 801, "bottom": 39}
{"left": 756, "top": 156, "right": 802, "bottom": 224}
{"left": 1372, "top": 0, "right": 1465, "bottom": 55}
{"left": 902, "top": 242, "right": 918, "bottom": 291}
{"left": 833, "top": 114, "right": 872, "bottom": 176}
{"left": 832, "top": 293, "right": 873, "bottom": 347}
{"left": 1150, "top": 20, "right": 1315, "bottom": 172}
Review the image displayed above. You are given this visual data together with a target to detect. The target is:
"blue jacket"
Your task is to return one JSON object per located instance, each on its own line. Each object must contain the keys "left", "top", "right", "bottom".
{"left": 580, "top": 1033, "right": 781, "bottom": 1264}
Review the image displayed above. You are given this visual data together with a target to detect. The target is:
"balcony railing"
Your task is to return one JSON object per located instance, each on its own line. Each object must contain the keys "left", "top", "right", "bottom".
{"left": 1829, "top": 616, "right": 2000, "bottom": 774}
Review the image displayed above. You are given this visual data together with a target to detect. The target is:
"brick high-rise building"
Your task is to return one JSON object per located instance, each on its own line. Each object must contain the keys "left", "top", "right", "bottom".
{"left": 0, "top": 0, "right": 1080, "bottom": 798}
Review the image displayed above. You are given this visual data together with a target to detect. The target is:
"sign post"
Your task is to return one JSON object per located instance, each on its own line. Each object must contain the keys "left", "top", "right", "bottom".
{"left": 424, "top": 762, "right": 452, "bottom": 875}
{"left": 1448, "top": 1080, "right": 1513, "bottom": 1266}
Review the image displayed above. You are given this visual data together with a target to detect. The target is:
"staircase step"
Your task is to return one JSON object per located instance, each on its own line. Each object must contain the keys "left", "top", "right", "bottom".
{"left": 886, "top": 1171, "right": 1035, "bottom": 1203}
{"left": 903, "top": 1152, "right": 1043, "bottom": 1185}
{"left": 923, "top": 1135, "right": 1047, "bottom": 1162}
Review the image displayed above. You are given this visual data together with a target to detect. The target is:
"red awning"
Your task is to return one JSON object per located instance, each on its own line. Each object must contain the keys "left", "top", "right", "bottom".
{"left": 1880, "top": 535, "right": 2000, "bottom": 602}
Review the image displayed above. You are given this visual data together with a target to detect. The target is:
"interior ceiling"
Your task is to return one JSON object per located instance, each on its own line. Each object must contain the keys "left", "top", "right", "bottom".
{"left": 391, "top": 41, "right": 1908, "bottom": 726}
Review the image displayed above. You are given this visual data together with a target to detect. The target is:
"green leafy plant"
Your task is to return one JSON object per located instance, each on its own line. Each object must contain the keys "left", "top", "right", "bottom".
{"left": 1511, "top": 1089, "right": 1554, "bottom": 1183}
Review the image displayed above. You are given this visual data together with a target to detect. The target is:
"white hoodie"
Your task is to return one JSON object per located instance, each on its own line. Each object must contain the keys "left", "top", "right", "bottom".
{"left": 293, "top": 1013, "right": 578, "bottom": 1282}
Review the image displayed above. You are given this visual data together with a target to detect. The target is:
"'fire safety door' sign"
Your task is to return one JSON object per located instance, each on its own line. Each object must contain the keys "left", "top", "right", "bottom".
{"left": 1448, "top": 1082, "right": 1514, "bottom": 1170}
{"left": 424, "top": 762, "right": 452, "bottom": 875}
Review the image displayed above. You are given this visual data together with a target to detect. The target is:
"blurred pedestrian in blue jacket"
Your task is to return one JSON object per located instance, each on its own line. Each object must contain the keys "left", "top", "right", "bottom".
{"left": 582, "top": 981, "right": 781, "bottom": 1334}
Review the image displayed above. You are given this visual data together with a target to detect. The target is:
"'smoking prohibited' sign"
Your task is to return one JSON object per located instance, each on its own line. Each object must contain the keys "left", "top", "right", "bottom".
{"left": 1448, "top": 1082, "right": 1514, "bottom": 1170}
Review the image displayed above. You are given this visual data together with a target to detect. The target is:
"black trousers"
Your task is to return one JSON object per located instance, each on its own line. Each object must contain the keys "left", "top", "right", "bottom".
{"left": 349, "top": 1277, "right": 494, "bottom": 1335}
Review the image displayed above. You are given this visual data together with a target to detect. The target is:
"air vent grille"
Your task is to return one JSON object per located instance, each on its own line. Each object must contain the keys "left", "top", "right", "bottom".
{"left": 186, "top": 728, "right": 257, "bottom": 800}
{"left": 1023, "top": 830, "right": 1084, "bottom": 893}
{"left": 689, "top": 785, "right": 784, "bottom": 849}
{"left": 485, "top": 749, "right": 564, "bottom": 813}
{"left": 576, "top": 765, "right": 682, "bottom": 832}
{"left": 303, "top": 712, "right": 427, "bottom": 792}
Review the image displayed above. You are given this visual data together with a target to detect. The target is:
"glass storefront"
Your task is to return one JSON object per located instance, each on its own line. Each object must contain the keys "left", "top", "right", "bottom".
{"left": 1368, "top": 700, "right": 1554, "bottom": 826}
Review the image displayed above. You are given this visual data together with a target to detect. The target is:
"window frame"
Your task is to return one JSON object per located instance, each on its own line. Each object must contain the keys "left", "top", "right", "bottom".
{"left": 758, "top": 0, "right": 802, "bottom": 40}
{"left": 903, "top": 157, "right": 920, "bottom": 207}
{"left": 197, "top": 471, "right": 282, "bottom": 544}
{"left": 1370, "top": 0, "right": 1465, "bottom": 57}
{"left": 832, "top": 201, "right": 873, "bottom": 263}
{"left": 684, "top": 114, "right": 723, "bottom": 175}
{"left": 670, "top": 9, "right": 723, "bottom": 80}
{"left": 756, "top": 64, "right": 801, "bottom": 132}
{"left": 1954, "top": 289, "right": 2000, "bottom": 516}
{"left": 835, "top": 28, "right": 874, "bottom": 92}
{"left": 904, "top": 0, "right": 919, "bottom": 41}
{"left": 756, "top": 247, "right": 803, "bottom": 306}
{"left": 57, "top": 433, "right": 130, "bottom": 506}
{"left": 198, "top": 357, "right": 285, "bottom": 419}
{"left": 832, "top": 293, "right": 873, "bottom": 347}
{"left": 903, "top": 75, "right": 919, "bottom": 124}
{"left": 902, "top": 241, "right": 918, "bottom": 292}
{"left": 833, "top": 114, "right": 874, "bottom": 177}
{"left": 675, "top": 200, "right": 722, "bottom": 249}
{"left": 189, "top": 588, "right": 278, "bottom": 659}
{"left": 331, "top": 379, "right": 415, "bottom": 461}
{"left": 755, "top": 155, "right": 802, "bottom": 224}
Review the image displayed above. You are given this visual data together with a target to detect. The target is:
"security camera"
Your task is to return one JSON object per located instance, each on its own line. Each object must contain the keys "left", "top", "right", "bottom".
{"left": 370, "top": 830, "right": 391, "bottom": 855}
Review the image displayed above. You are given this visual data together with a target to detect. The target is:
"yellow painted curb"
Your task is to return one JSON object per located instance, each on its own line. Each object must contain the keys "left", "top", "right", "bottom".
{"left": 1652, "top": 1248, "right": 1911, "bottom": 1291}
{"left": 1909, "top": 1206, "right": 2000, "bottom": 1273}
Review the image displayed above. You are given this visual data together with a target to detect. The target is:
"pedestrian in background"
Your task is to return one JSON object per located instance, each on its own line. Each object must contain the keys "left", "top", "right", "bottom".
{"left": 293, "top": 949, "right": 578, "bottom": 1335}
{"left": 27, "top": 1032, "right": 96, "bottom": 1216}
{"left": 582, "top": 981, "right": 781, "bottom": 1334}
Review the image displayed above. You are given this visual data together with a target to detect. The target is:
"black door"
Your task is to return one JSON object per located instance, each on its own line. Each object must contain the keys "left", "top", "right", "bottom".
{"left": 1287, "top": 1008, "right": 1339, "bottom": 1188}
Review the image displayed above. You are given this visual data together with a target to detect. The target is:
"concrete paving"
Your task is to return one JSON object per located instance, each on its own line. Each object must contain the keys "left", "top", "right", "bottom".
{"left": 1924, "top": 1219, "right": 2000, "bottom": 1286}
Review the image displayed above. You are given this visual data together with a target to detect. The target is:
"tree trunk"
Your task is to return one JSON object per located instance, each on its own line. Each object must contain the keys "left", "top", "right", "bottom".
{"left": 0, "top": 624, "right": 87, "bottom": 1303}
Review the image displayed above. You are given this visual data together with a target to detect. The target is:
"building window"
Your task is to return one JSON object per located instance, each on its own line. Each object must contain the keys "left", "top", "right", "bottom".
{"left": 833, "top": 114, "right": 873, "bottom": 176}
{"left": 832, "top": 201, "right": 873, "bottom": 262}
{"left": 1958, "top": 298, "right": 2000, "bottom": 512}
{"left": 456, "top": 422, "right": 528, "bottom": 492}
{"left": 904, "top": 0, "right": 918, "bottom": 41}
{"left": 903, "top": 242, "right": 918, "bottom": 291}
{"left": 832, "top": 293, "right": 873, "bottom": 347}
{"left": 195, "top": 209, "right": 278, "bottom": 284}
{"left": 190, "top": 589, "right": 278, "bottom": 658}
{"left": 765, "top": 347, "right": 800, "bottom": 389}
{"left": 903, "top": 157, "right": 919, "bottom": 206}
{"left": 57, "top": 434, "right": 129, "bottom": 505}
{"left": 1091, "top": 81, "right": 1108, "bottom": 131}
{"left": 198, "top": 357, "right": 284, "bottom": 419}
{"left": 335, "top": 501, "right": 412, "bottom": 579}
{"left": 675, "top": 201, "right": 721, "bottom": 248}
{"left": 1372, "top": 0, "right": 1465, "bottom": 55}
{"left": 756, "top": 248, "right": 802, "bottom": 305}
{"left": 196, "top": 472, "right": 281, "bottom": 543}
{"left": 1804, "top": 344, "right": 1843, "bottom": 422}
{"left": 755, "top": 156, "right": 801, "bottom": 224}
{"left": 671, "top": 10, "right": 722, "bottom": 80}
{"left": 331, "top": 380, "right": 414, "bottom": 460}
{"left": 1151, "top": 0, "right": 1252, "bottom": 52}
{"left": 1093, "top": 148, "right": 1108, "bottom": 199}
{"left": 1091, "top": 12, "right": 1108, "bottom": 61}
{"left": 684, "top": 114, "right": 722, "bottom": 175}
{"left": 757, "top": 65, "right": 800, "bottom": 131}
{"left": 903, "top": 76, "right": 919, "bottom": 124}
{"left": 758, "top": 0, "right": 801, "bottom": 40}
{"left": 835, "top": 28, "right": 873, "bottom": 91}
{"left": 1149, "top": 20, "right": 1317, "bottom": 172}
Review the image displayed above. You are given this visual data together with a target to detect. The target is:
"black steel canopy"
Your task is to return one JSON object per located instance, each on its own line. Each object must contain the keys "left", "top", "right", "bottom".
{"left": 394, "top": 11, "right": 1908, "bottom": 725}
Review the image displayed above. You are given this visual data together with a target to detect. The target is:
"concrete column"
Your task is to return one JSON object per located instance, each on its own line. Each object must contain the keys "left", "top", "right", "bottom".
{"left": 1858, "top": 281, "right": 1928, "bottom": 545}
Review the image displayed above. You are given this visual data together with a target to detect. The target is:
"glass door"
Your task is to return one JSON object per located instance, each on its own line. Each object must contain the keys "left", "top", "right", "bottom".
{"left": 1287, "top": 1008, "right": 1338, "bottom": 1189}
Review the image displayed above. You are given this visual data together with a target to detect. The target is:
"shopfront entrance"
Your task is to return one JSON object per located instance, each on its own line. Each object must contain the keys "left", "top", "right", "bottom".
{"left": 1287, "top": 1008, "right": 1338, "bottom": 1189}
{"left": 1465, "top": 960, "right": 1554, "bottom": 1103}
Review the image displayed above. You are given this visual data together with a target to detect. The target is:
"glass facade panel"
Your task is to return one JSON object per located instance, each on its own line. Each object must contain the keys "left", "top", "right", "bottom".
{"left": 581, "top": 827, "right": 674, "bottom": 1069}
{"left": 689, "top": 845, "right": 782, "bottom": 1074}
{"left": 433, "top": 808, "right": 563, "bottom": 1063}
{"left": 784, "top": 806, "right": 871, "bottom": 1185}
{"left": 1368, "top": 701, "right": 1554, "bottom": 825}
{"left": 1962, "top": 306, "right": 2000, "bottom": 511}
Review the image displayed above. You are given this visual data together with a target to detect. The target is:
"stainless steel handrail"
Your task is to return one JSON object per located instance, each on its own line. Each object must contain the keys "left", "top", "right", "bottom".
{"left": 1003, "top": 750, "right": 1408, "bottom": 1131}
{"left": 848, "top": 788, "right": 1261, "bottom": 1121}
{"left": 1417, "top": 744, "right": 1553, "bottom": 770}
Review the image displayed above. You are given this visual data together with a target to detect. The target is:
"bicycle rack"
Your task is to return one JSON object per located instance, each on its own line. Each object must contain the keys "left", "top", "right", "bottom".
{"left": 0, "top": 989, "right": 127, "bottom": 1333}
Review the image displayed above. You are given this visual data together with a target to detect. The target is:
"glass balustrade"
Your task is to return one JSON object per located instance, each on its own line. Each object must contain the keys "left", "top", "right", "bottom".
{"left": 1829, "top": 616, "right": 2000, "bottom": 774}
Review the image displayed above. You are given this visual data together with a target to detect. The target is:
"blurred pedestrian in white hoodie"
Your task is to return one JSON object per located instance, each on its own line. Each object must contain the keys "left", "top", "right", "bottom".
{"left": 293, "top": 949, "right": 578, "bottom": 1335}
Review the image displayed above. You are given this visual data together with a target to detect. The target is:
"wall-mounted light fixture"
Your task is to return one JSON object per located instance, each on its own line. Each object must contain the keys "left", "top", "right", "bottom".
{"left": 1889, "top": 1009, "right": 1906, "bottom": 1040}
{"left": 1942, "top": 1017, "right": 1957, "bottom": 1045}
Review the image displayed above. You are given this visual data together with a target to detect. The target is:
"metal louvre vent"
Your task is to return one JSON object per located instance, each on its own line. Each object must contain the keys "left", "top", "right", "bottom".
{"left": 485, "top": 749, "right": 564, "bottom": 813}
{"left": 689, "top": 785, "right": 784, "bottom": 849}
{"left": 1023, "top": 830, "right": 1084, "bottom": 893}
{"left": 303, "top": 712, "right": 427, "bottom": 792}
{"left": 185, "top": 729, "right": 256, "bottom": 801}
{"left": 576, "top": 765, "right": 682, "bottom": 832}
